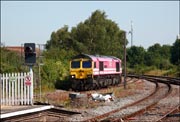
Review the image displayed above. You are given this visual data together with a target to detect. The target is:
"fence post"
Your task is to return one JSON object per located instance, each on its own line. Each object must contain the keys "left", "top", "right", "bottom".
{"left": 17, "top": 73, "right": 20, "bottom": 105}
{"left": 5, "top": 73, "right": 8, "bottom": 105}
{"left": 0, "top": 74, "right": 3, "bottom": 105}
{"left": 20, "top": 72, "right": 23, "bottom": 105}
{"left": 30, "top": 67, "right": 33, "bottom": 105}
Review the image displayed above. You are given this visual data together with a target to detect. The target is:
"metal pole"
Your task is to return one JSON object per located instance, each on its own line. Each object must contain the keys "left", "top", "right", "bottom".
{"left": 123, "top": 31, "right": 127, "bottom": 89}
{"left": 38, "top": 44, "right": 42, "bottom": 102}
{"left": 131, "top": 21, "right": 133, "bottom": 47}
{"left": 38, "top": 44, "right": 44, "bottom": 102}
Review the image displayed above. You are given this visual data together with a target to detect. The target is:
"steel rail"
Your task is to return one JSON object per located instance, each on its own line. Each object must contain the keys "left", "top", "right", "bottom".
{"left": 121, "top": 83, "right": 172, "bottom": 121}
{"left": 84, "top": 80, "right": 159, "bottom": 122}
{"left": 128, "top": 74, "right": 180, "bottom": 85}
{"left": 85, "top": 75, "right": 173, "bottom": 122}
{"left": 156, "top": 105, "right": 180, "bottom": 122}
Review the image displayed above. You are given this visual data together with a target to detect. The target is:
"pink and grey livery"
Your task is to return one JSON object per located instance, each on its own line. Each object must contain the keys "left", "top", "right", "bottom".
{"left": 70, "top": 53, "right": 122, "bottom": 91}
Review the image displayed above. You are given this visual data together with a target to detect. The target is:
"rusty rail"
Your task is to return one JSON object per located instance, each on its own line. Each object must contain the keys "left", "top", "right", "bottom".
{"left": 85, "top": 75, "right": 174, "bottom": 122}
{"left": 84, "top": 80, "right": 159, "bottom": 122}
{"left": 156, "top": 105, "right": 180, "bottom": 122}
{"left": 121, "top": 83, "right": 172, "bottom": 121}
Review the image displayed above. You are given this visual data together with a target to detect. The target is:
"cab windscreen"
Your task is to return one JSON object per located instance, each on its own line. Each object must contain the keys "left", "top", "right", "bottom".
{"left": 83, "top": 61, "right": 92, "bottom": 68}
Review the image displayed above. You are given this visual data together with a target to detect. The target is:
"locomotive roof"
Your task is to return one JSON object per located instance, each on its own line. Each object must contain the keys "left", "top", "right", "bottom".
{"left": 71, "top": 53, "right": 120, "bottom": 61}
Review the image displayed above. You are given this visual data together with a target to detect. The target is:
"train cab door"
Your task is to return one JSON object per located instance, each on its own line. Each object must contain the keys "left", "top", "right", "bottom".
{"left": 99, "top": 61, "right": 104, "bottom": 71}
{"left": 116, "top": 62, "right": 120, "bottom": 72}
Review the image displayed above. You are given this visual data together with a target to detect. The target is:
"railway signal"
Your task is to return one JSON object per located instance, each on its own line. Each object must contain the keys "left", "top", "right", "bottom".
{"left": 24, "top": 43, "right": 36, "bottom": 65}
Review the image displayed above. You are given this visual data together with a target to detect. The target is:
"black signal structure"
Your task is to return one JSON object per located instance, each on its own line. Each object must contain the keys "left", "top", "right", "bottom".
{"left": 24, "top": 43, "right": 36, "bottom": 65}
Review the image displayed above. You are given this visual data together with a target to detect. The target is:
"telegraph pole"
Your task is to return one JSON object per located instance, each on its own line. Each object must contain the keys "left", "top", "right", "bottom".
{"left": 37, "top": 44, "right": 45, "bottom": 102}
{"left": 123, "top": 31, "right": 127, "bottom": 89}
{"left": 129, "top": 21, "right": 133, "bottom": 47}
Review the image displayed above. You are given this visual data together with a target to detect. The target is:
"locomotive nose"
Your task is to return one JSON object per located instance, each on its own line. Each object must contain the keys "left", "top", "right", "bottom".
{"left": 79, "top": 70, "right": 84, "bottom": 78}
{"left": 79, "top": 70, "right": 84, "bottom": 72}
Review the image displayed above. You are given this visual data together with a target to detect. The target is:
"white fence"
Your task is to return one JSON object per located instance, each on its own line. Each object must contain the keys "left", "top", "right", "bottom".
{"left": 0, "top": 72, "right": 33, "bottom": 105}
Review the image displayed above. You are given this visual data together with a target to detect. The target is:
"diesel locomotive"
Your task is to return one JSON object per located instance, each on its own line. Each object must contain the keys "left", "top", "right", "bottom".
{"left": 69, "top": 53, "right": 122, "bottom": 91}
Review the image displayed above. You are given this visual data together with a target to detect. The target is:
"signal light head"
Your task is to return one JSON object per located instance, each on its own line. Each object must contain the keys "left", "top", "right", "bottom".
{"left": 24, "top": 43, "right": 36, "bottom": 65}
{"left": 25, "top": 46, "right": 33, "bottom": 53}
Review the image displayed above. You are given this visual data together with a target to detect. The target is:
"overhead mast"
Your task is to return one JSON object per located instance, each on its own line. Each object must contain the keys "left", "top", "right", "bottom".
{"left": 129, "top": 20, "right": 133, "bottom": 47}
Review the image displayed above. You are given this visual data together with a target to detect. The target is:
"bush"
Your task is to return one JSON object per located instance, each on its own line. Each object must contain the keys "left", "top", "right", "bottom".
{"left": 40, "top": 59, "right": 69, "bottom": 91}
{"left": 55, "top": 77, "right": 71, "bottom": 90}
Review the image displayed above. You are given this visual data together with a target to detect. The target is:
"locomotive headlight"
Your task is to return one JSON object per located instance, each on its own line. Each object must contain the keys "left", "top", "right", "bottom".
{"left": 71, "top": 75, "right": 75, "bottom": 78}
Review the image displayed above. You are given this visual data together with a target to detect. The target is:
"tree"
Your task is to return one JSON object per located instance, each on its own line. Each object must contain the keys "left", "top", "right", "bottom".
{"left": 41, "top": 59, "right": 68, "bottom": 90}
{"left": 144, "top": 43, "right": 172, "bottom": 70}
{"left": 46, "top": 25, "right": 72, "bottom": 50}
{"left": 71, "top": 10, "right": 125, "bottom": 58}
{"left": 46, "top": 10, "right": 126, "bottom": 60}
{"left": 160, "top": 45, "right": 171, "bottom": 59}
{"left": 127, "top": 46, "right": 146, "bottom": 68}
{"left": 145, "top": 43, "right": 162, "bottom": 67}
{"left": 170, "top": 38, "right": 180, "bottom": 65}
{"left": 0, "top": 48, "right": 25, "bottom": 73}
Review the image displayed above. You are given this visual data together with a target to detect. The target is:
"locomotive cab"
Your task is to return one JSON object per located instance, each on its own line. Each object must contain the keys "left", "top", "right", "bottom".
{"left": 70, "top": 58, "right": 93, "bottom": 80}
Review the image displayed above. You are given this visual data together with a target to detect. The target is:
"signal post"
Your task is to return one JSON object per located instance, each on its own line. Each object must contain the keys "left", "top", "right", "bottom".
{"left": 24, "top": 43, "right": 36, "bottom": 105}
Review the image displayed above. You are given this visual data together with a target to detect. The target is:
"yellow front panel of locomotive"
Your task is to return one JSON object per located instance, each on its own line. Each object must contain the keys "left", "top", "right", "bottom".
{"left": 70, "top": 68, "right": 93, "bottom": 79}
{"left": 70, "top": 59, "right": 93, "bottom": 79}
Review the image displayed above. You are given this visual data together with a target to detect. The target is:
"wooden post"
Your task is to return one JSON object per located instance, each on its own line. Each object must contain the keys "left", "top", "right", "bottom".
{"left": 123, "top": 31, "right": 127, "bottom": 89}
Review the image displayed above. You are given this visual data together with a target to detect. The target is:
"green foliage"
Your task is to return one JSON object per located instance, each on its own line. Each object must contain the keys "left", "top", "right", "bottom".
{"left": 0, "top": 47, "right": 26, "bottom": 73}
{"left": 46, "top": 25, "right": 72, "bottom": 50}
{"left": 144, "top": 43, "right": 171, "bottom": 69}
{"left": 145, "top": 43, "right": 161, "bottom": 67}
{"left": 46, "top": 10, "right": 125, "bottom": 59}
{"left": 176, "top": 63, "right": 180, "bottom": 77}
{"left": 41, "top": 59, "right": 68, "bottom": 82}
{"left": 170, "top": 38, "right": 180, "bottom": 65}
{"left": 127, "top": 46, "right": 146, "bottom": 68}
{"left": 126, "top": 42, "right": 175, "bottom": 76}
{"left": 161, "top": 45, "right": 171, "bottom": 59}
{"left": 55, "top": 78, "right": 71, "bottom": 90}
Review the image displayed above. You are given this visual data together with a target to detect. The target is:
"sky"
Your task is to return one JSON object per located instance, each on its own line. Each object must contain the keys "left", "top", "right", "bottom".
{"left": 1, "top": 1, "right": 179, "bottom": 49}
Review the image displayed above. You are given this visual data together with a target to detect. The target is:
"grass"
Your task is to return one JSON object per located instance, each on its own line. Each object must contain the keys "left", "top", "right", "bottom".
{"left": 144, "top": 69, "right": 177, "bottom": 77}
{"left": 128, "top": 66, "right": 178, "bottom": 77}
{"left": 145, "top": 69, "right": 167, "bottom": 76}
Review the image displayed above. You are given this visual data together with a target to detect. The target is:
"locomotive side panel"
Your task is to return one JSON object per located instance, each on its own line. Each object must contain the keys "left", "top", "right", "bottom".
{"left": 93, "top": 57, "right": 122, "bottom": 76}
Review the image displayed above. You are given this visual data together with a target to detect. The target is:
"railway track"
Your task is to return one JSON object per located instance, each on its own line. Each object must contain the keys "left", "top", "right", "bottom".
{"left": 120, "top": 83, "right": 171, "bottom": 121}
{"left": 2, "top": 75, "right": 179, "bottom": 122}
{"left": 128, "top": 74, "right": 180, "bottom": 85}
{"left": 122, "top": 84, "right": 180, "bottom": 122}
{"left": 156, "top": 105, "right": 180, "bottom": 122}
{"left": 83, "top": 75, "right": 179, "bottom": 122}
